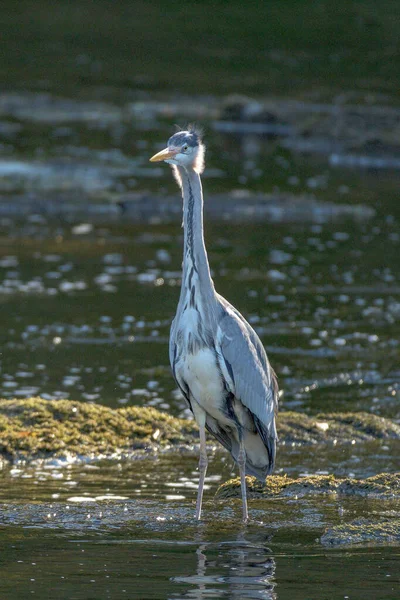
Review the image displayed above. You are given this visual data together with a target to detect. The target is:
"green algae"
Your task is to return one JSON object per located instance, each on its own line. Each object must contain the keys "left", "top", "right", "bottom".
{"left": 321, "top": 517, "right": 400, "bottom": 546}
{"left": 1, "top": 397, "right": 400, "bottom": 464}
{"left": 0, "top": 397, "right": 197, "bottom": 463}
{"left": 216, "top": 472, "right": 400, "bottom": 500}
{"left": 217, "top": 472, "right": 400, "bottom": 546}
{"left": 278, "top": 411, "right": 400, "bottom": 445}
{"left": 338, "top": 472, "right": 400, "bottom": 497}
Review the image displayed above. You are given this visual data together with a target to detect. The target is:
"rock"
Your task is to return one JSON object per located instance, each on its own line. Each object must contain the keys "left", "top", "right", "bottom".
{"left": 0, "top": 397, "right": 197, "bottom": 463}
{"left": 321, "top": 517, "right": 400, "bottom": 546}
{"left": 216, "top": 471, "right": 400, "bottom": 547}
{"left": 215, "top": 472, "right": 400, "bottom": 500}
{"left": 278, "top": 411, "right": 400, "bottom": 445}
{"left": 1, "top": 398, "right": 399, "bottom": 464}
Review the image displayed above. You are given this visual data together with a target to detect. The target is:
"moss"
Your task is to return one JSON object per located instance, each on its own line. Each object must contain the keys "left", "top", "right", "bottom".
{"left": 216, "top": 473, "right": 400, "bottom": 500}
{"left": 321, "top": 518, "right": 400, "bottom": 546}
{"left": 216, "top": 474, "right": 337, "bottom": 499}
{"left": 1, "top": 397, "right": 399, "bottom": 463}
{"left": 338, "top": 472, "right": 400, "bottom": 497}
{"left": 0, "top": 397, "right": 198, "bottom": 462}
{"left": 278, "top": 411, "right": 400, "bottom": 445}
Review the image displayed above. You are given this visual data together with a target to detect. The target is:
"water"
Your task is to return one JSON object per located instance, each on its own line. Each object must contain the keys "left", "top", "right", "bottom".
{"left": 1, "top": 177, "right": 399, "bottom": 596}
{"left": 1, "top": 529, "right": 399, "bottom": 599}
{"left": 1, "top": 452, "right": 399, "bottom": 598}
{"left": 0, "top": 216, "right": 398, "bottom": 421}
{"left": 1, "top": 1, "right": 400, "bottom": 597}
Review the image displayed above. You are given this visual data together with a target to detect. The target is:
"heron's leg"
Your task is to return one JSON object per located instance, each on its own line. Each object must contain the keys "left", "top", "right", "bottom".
{"left": 195, "top": 410, "right": 208, "bottom": 520}
{"left": 238, "top": 438, "right": 248, "bottom": 522}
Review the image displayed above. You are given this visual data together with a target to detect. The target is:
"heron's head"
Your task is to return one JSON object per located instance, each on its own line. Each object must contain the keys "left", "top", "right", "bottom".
{"left": 149, "top": 126, "right": 205, "bottom": 173}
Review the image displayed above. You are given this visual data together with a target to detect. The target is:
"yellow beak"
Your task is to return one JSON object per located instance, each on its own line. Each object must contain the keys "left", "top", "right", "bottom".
{"left": 149, "top": 147, "right": 179, "bottom": 162}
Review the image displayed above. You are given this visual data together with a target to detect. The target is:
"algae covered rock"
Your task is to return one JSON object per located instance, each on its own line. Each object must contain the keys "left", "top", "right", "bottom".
{"left": 1, "top": 397, "right": 400, "bottom": 464}
{"left": 321, "top": 517, "right": 400, "bottom": 546}
{"left": 337, "top": 472, "right": 400, "bottom": 497}
{"left": 216, "top": 471, "right": 400, "bottom": 547}
{"left": 278, "top": 411, "right": 400, "bottom": 445}
{"left": 0, "top": 397, "right": 197, "bottom": 462}
{"left": 216, "top": 472, "right": 400, "bottom": 500}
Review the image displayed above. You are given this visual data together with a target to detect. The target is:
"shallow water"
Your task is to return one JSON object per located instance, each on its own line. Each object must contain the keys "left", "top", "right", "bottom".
{"left": 0, "top": 214, "right": 398, "bottom": 422}
{"left": 1, "top": 525, "right": 398, "bottom": 600}
{"left": 1, "top": 450, "right": 400, "bottom": 599}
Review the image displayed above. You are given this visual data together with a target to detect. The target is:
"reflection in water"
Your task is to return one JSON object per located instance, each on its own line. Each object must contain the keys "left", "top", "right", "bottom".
{"left": 172, "top": 533, "right": 276, "bottom": 599}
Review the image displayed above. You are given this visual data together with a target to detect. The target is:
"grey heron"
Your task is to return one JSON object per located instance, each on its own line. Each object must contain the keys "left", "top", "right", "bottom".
{"left": 150, "top": 127, "right": 278, "bottom": 521}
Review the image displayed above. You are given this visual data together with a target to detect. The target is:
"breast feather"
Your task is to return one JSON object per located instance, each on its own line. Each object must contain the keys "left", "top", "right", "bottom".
{"left": 181, "top": 347, "right": 229, "bottom": 421}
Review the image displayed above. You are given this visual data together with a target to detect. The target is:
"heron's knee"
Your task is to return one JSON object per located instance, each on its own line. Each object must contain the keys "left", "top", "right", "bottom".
{"left": 238, "top": 447, "right": 246, "bottom": 468}
{"left": 199, "top": 452, "right": 208, "bottom": 471}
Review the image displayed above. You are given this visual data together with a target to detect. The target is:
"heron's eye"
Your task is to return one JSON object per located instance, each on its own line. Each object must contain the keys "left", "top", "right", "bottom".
{"left": 182, "top": 144, "right": 188, "bottom": 152}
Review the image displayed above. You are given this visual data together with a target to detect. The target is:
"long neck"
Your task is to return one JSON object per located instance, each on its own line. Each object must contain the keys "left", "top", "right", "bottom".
{"left": 177, "top": 167, "right": 214, "bottom": 305}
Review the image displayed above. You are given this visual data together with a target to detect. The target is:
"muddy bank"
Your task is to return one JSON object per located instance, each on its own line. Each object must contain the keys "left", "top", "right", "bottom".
{"left": 1, "top": 398, "right": 400, "bottom": 464}
{"left": 216, "top": 472, "right": 400, "bottom": 500}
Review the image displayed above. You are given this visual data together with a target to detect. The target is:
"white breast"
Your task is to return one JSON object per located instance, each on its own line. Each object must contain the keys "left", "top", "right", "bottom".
{"left": 178, "top": 347, "right": 229, "bottom": 423}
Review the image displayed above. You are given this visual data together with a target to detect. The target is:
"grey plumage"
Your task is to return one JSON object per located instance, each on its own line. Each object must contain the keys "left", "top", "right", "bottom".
{"left": 150, "top": 128, "right": 278, "bottom": 521}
